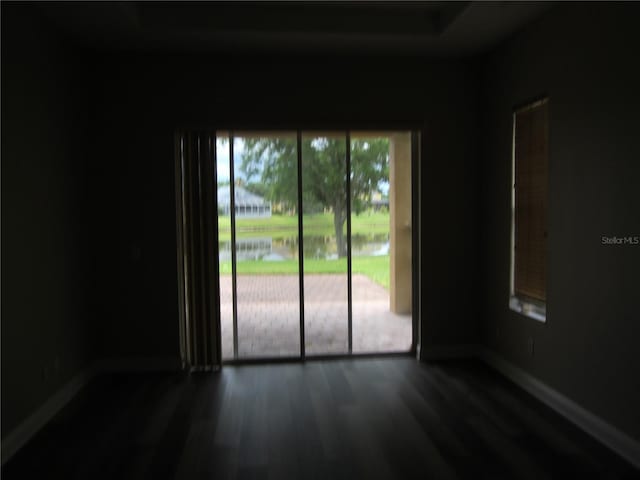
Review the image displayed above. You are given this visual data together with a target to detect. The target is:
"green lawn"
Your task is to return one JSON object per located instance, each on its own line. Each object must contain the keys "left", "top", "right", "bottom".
{"left": 219, "top": 255, "right": 390, "bottom": 290}
{"left": 218, "top": 212, "right": 389, "bottom": 240}
{"left": 217, "top": 212, "right": 390, "bottom": 288}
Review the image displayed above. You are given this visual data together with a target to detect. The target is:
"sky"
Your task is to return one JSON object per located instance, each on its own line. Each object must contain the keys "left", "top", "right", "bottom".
{"left": 216, "top": 137, "right": 244, "bottom": 183}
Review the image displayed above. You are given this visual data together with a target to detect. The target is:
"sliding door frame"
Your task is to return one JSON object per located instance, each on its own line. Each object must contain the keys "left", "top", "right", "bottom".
{"left": 345, "top": 131, "right": 354, "bottom": 354}
{"left": 205, "top": 127, "right": 422, "bottom": 364}
{"left": 296, "top": 132, "right": 306, "bottom": 358}
{"left": 229, "top": 132, "right": 240, "bottom": 359}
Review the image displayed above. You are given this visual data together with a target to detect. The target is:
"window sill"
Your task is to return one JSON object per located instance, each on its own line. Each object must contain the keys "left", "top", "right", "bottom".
{"left": 509, "top": 296, "right": 546, "bottom": 323}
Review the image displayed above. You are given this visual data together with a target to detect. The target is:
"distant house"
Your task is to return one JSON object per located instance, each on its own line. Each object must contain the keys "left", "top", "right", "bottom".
{"left": 217, "top": 185, "right": 272, "bottom": 218}
{"left": 370, "top": 191, "right": 389, "bottom": 212}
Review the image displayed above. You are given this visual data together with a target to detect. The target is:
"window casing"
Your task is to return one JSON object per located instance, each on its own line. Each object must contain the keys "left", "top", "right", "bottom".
{"left": 510, "top": 98, "right": 549, "bottom": 322}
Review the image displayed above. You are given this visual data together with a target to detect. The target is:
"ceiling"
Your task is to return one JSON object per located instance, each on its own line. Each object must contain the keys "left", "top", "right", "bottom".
{"left": 37, "top": 1, "right": 552, "bottom": 57}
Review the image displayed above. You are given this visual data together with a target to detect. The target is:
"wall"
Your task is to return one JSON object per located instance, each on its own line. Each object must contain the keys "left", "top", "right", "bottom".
{"left": 480, "top": 3, "right": 640, "bottom": 442}
{"left": 89, "top": 52, "right": 481, "bottom": 360}
{"left": 1, "top": 5, "right": 93, "bottom": 438}
{"left": 0, "top": 3, "right": 483, "bottom": 440}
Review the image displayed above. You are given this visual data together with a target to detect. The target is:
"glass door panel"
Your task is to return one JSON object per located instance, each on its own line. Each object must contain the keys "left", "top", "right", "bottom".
{"left": 216, "top": 133, "right": 235, "bottom": 360}
{"left": 351, "top": 132, "right": 412, "bottom": 353}
{"left": 301, "top": 133, "right": 349, "bottom": 355}
{"left": 233, "top": 133, "right": 300, "bottom": 358}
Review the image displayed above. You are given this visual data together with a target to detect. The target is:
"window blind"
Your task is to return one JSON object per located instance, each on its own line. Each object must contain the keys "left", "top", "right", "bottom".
{"left": 514, "top": 99, "right": 548, "bottom": 302}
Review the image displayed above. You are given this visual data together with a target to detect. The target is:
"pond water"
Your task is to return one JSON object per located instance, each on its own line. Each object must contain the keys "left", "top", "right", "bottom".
{"left": 219, "top": 233, "right": 389, "bottom": 261}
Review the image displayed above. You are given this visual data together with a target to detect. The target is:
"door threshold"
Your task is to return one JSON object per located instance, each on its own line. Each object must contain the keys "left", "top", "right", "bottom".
{"left": 222, "top": 350, "right": 415, "bottom": 366}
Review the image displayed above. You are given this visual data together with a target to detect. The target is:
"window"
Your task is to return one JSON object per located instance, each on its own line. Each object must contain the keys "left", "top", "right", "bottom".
{"left": 510, "top": 98, "right": 549, "bottom": 322}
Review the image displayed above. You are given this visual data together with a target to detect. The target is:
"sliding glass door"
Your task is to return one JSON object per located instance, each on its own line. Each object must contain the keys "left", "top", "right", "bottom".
{"left": 351, "top": 132, "right": 413, "bottom": 353}
{"left": 218, "top": 130, "right": 413, "bottom": 361}
{"left": 302, "top": 133, "right": 350, "bottom": 355}
{"left": 216, "top": 134, "right": 234, "bottom": 360}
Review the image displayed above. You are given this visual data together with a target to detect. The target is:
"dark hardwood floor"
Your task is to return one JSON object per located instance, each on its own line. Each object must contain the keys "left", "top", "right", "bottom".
{"left": 3, "top": 357, "right": 638, "bottom": 479}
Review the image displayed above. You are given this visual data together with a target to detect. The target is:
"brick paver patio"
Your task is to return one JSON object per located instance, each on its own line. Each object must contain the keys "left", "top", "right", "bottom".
{"left": 220, "top": 274, "right": 412, "bottom": 359}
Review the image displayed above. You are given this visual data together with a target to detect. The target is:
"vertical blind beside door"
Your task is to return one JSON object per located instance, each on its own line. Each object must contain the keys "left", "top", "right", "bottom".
{"left": 175, "top": 131, "right": 221, "bottom": 370}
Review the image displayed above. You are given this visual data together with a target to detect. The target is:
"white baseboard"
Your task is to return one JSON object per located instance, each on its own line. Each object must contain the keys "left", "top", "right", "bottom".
{"left": 479, "top": 347, "right": 640, "bottom": 470}
{"left": 1, "top": 363, "right": 98, "bottom": 466}
{"left": 1, "top": 356, "right": 182, "bottom": 466}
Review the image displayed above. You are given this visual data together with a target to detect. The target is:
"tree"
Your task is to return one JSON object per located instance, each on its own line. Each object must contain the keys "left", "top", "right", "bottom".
{"left": 240, "top": 136, "right": 389, "bottom": 257}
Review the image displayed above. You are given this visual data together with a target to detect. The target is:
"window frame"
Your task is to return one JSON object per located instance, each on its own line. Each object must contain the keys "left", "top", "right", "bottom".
{"left": 509, "top": 97, "right": 549, "bottom": 323}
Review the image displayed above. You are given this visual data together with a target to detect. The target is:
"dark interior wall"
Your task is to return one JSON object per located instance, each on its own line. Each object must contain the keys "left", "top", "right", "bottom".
{"left": 1, "top": 5, "right": 93, "bottom": 437}
{"left": 480, "top": 3, "right": 640, "bottom": 442}
{"left": 1, "top": 2, "right": 483, "bottom": 440}
{"left": 90, "top": 52, "right": 481, "bottom": 360}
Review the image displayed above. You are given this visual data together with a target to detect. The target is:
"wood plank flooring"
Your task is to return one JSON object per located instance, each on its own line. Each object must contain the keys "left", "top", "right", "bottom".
{"left": 3, "top": 358, "right": 638, "bottom": 479}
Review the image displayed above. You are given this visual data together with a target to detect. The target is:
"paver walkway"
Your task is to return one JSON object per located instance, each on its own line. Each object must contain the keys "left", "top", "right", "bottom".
{"left": 220, "top": 274, "right": 412, "bottom": 359}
